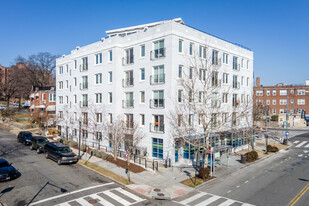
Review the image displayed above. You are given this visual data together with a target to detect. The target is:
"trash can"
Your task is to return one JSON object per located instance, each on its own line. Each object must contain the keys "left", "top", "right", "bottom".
{"left": 241, "top": 154, "right": 246, "bottom": 164}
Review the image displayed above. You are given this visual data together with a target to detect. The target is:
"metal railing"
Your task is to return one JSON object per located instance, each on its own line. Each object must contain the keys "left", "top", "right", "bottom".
{"left": 122, "top": 56, "right": 134, "bottom": 65}
{"left": 122, "top": 100, "right": 134, "bottom": 108}
{"left": 212, "top": 79, "right": 222, "bottom": 87}
{"left": 212, "top": 58, "right": 221, "bottom": 66}
{"left": 150, "top": 99, "right": 165, "bottom": 108}
{"left": 150, "top": 74, "right": 165, "bottom": 84}
{"left": 150, "top": 48, "right": 166, "bottom": 60}
{"left": 80, "top": 83, "right": 88, "bottom": 90}
{"left": 122, "top": 78, "right": 134, "bottom": 87}
{"left": 149, "top": 123, "right": 165, "bottom": 133}
{"left": 79, "top": 64, "right": 88, "bottom": 72}
{"left": 211, "top": 100, "right": 221, "bottom": 108}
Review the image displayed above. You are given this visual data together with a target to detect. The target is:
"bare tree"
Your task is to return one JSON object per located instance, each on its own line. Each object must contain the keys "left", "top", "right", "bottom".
{"left": 0, "top": 68, "right": 19, "bottom": 107}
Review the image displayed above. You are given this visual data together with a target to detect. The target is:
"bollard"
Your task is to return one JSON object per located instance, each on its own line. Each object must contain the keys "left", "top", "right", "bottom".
{"left": 145, "top": 159, "right": 147, "bottom": 168}
{"left": 165, "top": 159, "right": 167, "bottom": 168}
{"left": 169, "top": 158, "right": 171, "bottom": 167}
{"left": 139, "top": 157, "right": 141, "bottom": 164}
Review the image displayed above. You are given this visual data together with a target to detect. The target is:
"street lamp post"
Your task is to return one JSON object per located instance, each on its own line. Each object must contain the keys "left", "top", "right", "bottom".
{"left": 284, "top": 92, "right": 289, "bottom": 145}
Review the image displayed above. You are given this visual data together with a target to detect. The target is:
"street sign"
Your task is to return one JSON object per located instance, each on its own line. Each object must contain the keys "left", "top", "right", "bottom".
{"left": 285, "top": 131, "right": 289, "bottom": 136}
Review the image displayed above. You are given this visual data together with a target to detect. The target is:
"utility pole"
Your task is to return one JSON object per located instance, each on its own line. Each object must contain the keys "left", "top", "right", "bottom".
{"left": 284, "top": 92, "right": 289, "bottom": 145}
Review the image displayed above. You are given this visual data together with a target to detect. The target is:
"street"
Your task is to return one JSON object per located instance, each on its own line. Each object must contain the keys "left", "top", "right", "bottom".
{"left": 0, "top": 128, "right": 146, "bottom": 206}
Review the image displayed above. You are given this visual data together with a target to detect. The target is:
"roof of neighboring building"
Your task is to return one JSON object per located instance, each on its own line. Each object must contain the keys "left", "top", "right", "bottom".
{"left": 32, "top": 86, "right": 56, "bottom": 92}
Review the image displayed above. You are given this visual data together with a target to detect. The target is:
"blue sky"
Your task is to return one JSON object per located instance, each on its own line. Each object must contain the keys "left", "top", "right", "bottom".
{"left": 0, "top": 0, "right": 308, "bottom": 86}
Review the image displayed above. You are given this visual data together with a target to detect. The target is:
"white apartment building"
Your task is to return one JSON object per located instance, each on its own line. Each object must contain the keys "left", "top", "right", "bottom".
{"left": 56, "top": 18, "right": 253, "bottom": 164}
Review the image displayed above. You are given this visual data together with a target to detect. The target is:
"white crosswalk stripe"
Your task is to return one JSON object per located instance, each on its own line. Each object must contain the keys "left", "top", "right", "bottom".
{"left": 294, "top": 140, "right": 300, "bottom": 144}
{"left": 175, "top": 191, "right": 255, "bottom": 206}
{"left": 305, "top": 144, "right": 309, "bottom": 148}
{"left": 55, "top": 187, "right": 145, "bottom": 206}
{"left": 295, "top": 141, "right": 308, "bottom": 147}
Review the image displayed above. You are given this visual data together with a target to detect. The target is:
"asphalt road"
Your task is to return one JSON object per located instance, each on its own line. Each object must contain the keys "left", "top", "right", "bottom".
{"left": 192, "top": 132, "right": 309, "bottom": 206}
{"left": 0, "top": 128, "right": 123, "bottom": 206}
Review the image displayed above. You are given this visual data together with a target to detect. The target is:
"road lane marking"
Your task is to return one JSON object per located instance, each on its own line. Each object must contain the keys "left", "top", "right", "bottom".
{"left": 294, "top": 141, "right": 300, "bottom": 144}
{"left": 217, "top": 199, "right": 236, "bottom": 206}
{"left": 298, "top": 154, "right": 303, "bottom": 157}
{"left": 245, "top": 181, "right": 249, "bottom": 183}
{"left": 29, "top": 182, "right": 115, "bottom": 206}
{"left": 195, "top": 195, "right": 221, "bottom": 206}
{"left": 179, "top": 192, "right": 205, "bottom": 204}
{"left": 305, "top": 144, "right": 309, "bottom": 148}
{"left": 236, "top": 185, "right": 240, "bottom": 188}
{"left": 227, "top": 190, "right": 231, "bottom": 193}
{"left": 295, "top": 141, "right": 308, "bottom": 148}
{"left": 287, "top": 183, "right": 309, "bottom": 206}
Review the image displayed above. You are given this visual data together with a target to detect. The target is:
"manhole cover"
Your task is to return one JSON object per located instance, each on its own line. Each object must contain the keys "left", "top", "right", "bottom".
{"left": 157, "top": 193, "right": 164, "bottom": 196}
{"left": 88, "top": 199, "right": 97, "bottom": 204}
{"left": 154, "top": 189, "right": 161, "bottom": 192}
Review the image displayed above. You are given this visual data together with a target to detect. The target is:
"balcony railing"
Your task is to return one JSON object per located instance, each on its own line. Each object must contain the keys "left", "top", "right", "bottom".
{"left": 79, "top": 101, "right": 88, "bottom": 108}
{"left": 150, "top": 99, "right": 165, "bottom": 108}
{"left": 80, "top": 83, "right": 88, "bottom": 90}
{"left": 122, "top": 56, "right": 134, "bottom": 65}
{"left": 211, "top": 100, "right": 221, "bottom": 108}
{"left": 212, "top": 79, "right": 222, "bottom": 87}
{"left": 80, "top": 64, "right": 88, "bottom": 72}
{"left": 150, "top": 48, "right": 166, "bottom": 60}
{"left": 233, "top": 82, "right": 240, "bottom": 89}
{"left": 233, "top": 63, "right": 240, "bottom": 71}
{"left": 212, "top": 58, "right": 221, "bottom": 66}
{"left": 122, "top": 100, "right": 134, "bottom": 108}
{"left": 150, "top": 74, "right": 165, "bottom": 85}
{"left": 149, "top": 123, "right": 165, "bottom": 133}
{"left": 122, "top": 78, "right": 134, "bottom": 87}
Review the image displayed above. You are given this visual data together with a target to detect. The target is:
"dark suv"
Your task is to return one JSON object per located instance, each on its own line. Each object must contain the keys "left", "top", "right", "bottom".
{"left": 30, "top": 136, "right": 48, "bottom": 154}
{"left": 44, "top": 142, "right": 78, "bottom": 165}
{"left": 17, "top": 131, "right": 33, "bottom": 145}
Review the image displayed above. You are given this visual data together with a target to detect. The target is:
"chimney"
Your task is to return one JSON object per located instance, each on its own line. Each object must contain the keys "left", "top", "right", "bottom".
{"left": 256, "top": 77, "right": 261, "bottom": 87}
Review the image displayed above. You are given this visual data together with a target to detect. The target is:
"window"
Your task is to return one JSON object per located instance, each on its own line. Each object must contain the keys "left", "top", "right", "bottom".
{"left": 74, "top": 112, "right": 77, "bottom": 121}
{"left": 152, "top": 65, "right": 165, "bottom": 84}
{"left": 223, "top": 73, "right": 228, "bottom": 84}
{"left": 108, "top": 92, "right": 112, "bottom": 104}
{"left": 140, "top": 45, "right": 145, "bottom": 57}
{"left": 95, "top": 53, "right": 102, "bottom": 64}
{"left": 232, "top": 112, "right": 237, "bottom": 126}
{"left": 95, "top": 93, "right": 102, "bottom": 103}
{"left": 125, "top": 114, "right": 134, "bottom": 128}
{"left": 266, "top": 90, "right": 270, "bottom": 96}
{"left": 74, "top": 60, "right": 77, "bottom": 69}
{"left": 108, "top": 50, "right": 112, "bottom": 62}
{"left": 178, "top": 90, "right": 183, "bottom": 103}
{"left": 242, "top": 94, "right": 245, "bottom": 104}
{"left": 222, "top": 93, "right": 228, "bottom": 103}
{"left": 199, "top": 91, "right": 205, "bottom": 103}
{"left": 212, "top": 50, "right": 219, "bottom": 65}
{"left": 140, "top": 68, "right": 145, "bottom": 81}
{"left": 124, "top": 92, "right": 134, "bottom": 108}
{"left": 189, "top": 114, "right": 193, "bottom": 126}
{"left": 266, "top": 100, "right": 270, "bottom": 105}
{"left": 59, "top": 66, "right": 63, "bottom": 74}
{"left": 66, "top": 80, "right": 69, "bottom": 88}
{"left": 200, "top": 69, "right": 206, "bottom": 81}
{"left": 108, "top": 113, "right": 112, "bottom": 124}
{"left": 280, "top": 90, "right": 287, "bottom": 95}
{"left": 291, "top": 89, "right": 294, "bottom": 94}
{"left": 189, "top": 43, "right": 194, "bottom": 55}
{"left": 273, "top": 109, "right": 276, "bottom": 114}
{"left": 74, "top": 95, "right": 77, "bottom": 104}
{"left": 222, "top": 113, "right": 228, "bottom": 123}
{"left": 211, "top": 113, "right": 217, "bottom": 128}
{"left": 272, "top": 100, "right": 276, "bottom": 105}
{"left": 140, "top": 91, "right": 145, "bottom": 103}
{"left": 95, "top": 132, "right": 102, "bottom": 140}
{"left": 199, "top": 46, "right": 206, "bottom": 58}
{"left": 189, "top": 67, "right": 193, "bottom": 79}
{"left": 211, "top": 71, "right": 218, "bottom": 86}
{"left": 58, "top": 81, "right": 63, "bottom": 89}
{"left": 74, "top": 77, "right": 77, "bottom": 87}
{"left": 232, "top": 94, "right": 238, "bottom": 107}
{"left": 178, "top": 65, "right": 183, "bottom": 78}
{"left": 297, "top": 90, "right": 306, "bottom": 95}
{"left": 247, "top": 60, "right": 249, "bottom": 69}
{"left": 280, "top": 99, "right": 287, "bottom": 105}
{"left": 49, "top": 93, "right": 56, "bottom": 102}
{"left": 178, "top": 115, "right": 183, "bottom": 127}
{"left": 124, "top": 70, "right": 134, "bottom": 86}
{"left": 179, "top": 39, "right": 183, "bottom": 53}
{"left": 81, "top": 76, "right": 88, "bottom": 89}
{"left": 152, "top": 40, "right": 165, "bottom": 59}
{"left": 247, "top": 77, "right": 249, "bottom": 86}
{"left": 256, "top": 90, "right": 263, "bottom": 96}
{"left": 247, "top": 95, "right": 250, "bottom": 103}
{"left": 273, "top": 90, "right": 277, "bottom": 96}
{"left": 59, "top": 96, "right": 63, "bottom": 104}
{"left": 95, "top": 73, "right": 102, "bottom": 84}
{"left": 241, "top": 76, "right": 244, "bottom": 86}
{"left": 223, "top": 53, "right": 228, "bottom": 64}
{"left": 124, "top": 48, "right": 134, "bottom": 64}
{"left": 59, "top": 111, "right": 63, "bottom": 119}
{"left": 152, "top": 138, "right": 163, "bottom": 159}
{"left": 298, "top": 99, "right": 305, "bottom": 105}
{"left": 82, "top": 112, "right": 88, "bottom": 125}
{"left": 241, "top": 59, "right": 244, "bottom": 68}
{"left": 96, "top": 113, "right": 102, "bottom": 123}
{"left": 108, "top": 72, "right": 112, "bottom": 83}
{"left": 152, "top": 90, "right": 164, "bottom": 107}
{"left": 82, "top": 57, "right": 88, "bottom": 71}
{"left": 66, "top": 96, "right": 68, "bottom": 104}
{"left": 82, "top": 94, "right": 88, "bottom": 107}
{"left": 233, "top": 56, "right": 238, "bottom": 70}
{"left": 140, "top": 114, "right": 145, "bottom": 126}
{"left": 233, "top": 75, "right": 238, "bottom": 89}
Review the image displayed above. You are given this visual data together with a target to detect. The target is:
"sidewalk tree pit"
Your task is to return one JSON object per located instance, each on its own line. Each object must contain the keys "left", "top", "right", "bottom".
{"left": 267, "top": 145, "right": 279, "bottom": 153}
{"left": 246, "top": 151, "right": 259, "bottom": 163}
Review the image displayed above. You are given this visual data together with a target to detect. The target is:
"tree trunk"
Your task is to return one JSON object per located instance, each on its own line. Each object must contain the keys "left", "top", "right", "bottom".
{"left": 113, "top": 144, "right": 117, "bottom": 160}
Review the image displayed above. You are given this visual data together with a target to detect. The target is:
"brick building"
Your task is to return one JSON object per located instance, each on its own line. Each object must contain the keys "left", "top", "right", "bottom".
{"left": 30, "top": 86, "right": 56, "bottom": 126}
{"left": 254, "top": 77, "right": 309, "bottom": 127}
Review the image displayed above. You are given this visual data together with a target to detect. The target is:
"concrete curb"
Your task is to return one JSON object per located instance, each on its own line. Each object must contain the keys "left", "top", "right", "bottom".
{"left": 196, "top": 143, "right": 293, "bottom": 190}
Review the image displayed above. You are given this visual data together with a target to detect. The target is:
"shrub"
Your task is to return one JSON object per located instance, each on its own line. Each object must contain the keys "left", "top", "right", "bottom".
{"left": 246, "top": 151, "right": 258, "bottom": 162}
{"left": 197, "top": 167, "right": 210, "bottom": 180}
{"left": 267, "top": 145, "right": 279, "bottom": 153}
{"left": 271, "top": 115, "right": 278, "bottom": 122}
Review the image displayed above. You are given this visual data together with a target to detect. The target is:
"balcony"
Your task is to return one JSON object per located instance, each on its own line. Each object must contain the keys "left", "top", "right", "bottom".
{"left": 149, "top": 123, "right": 165, "bottom": 133}
{"left": 79, "top": 64, "right": 88, "bottom": 72}
{"left": 80, "top": 83, "right": 88, "bottom": 90}
{"left": 150, "top": 74, "right": 165, "bottom": 85}
{"left": 122, "top": 100, "right": 134, "bottom": 108}
{"left": 233, "top": 100, "right": 240, "bottom": 107}
{"left": 79, "top": 101, "right": 88, "bottom": 108}
{"left": 122, "top": 78, "right": 134, "bottom": 87}
{"left": 212, "top": 79, "right": 222, "bottom": 87}
{"left": 233, "top": 63, "right": 240, "bottom": 71}
{"left": 150, "top": 48, "right": 166, "bottom": 60}
{"left": 211, "top": 100, "right": 221, "bottom": 108}
{"left": 212, "top": 58, "right": 221, "bottom": 66}
{"left": 150, "top": 99, "right": 165, "bottom": 108}
{"left": 122, "top": 56, "right": 134, "bottom": 66}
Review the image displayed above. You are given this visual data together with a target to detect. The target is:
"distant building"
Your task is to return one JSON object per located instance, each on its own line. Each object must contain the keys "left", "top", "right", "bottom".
{"left": 254, "top": 77, "right": 309, "bottom": 127}
{"left": 30, "top": 86, "right": 56, "bottom": 126}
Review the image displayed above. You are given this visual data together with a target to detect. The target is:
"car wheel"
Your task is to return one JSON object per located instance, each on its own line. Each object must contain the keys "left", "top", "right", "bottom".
{"left": 45, "top": 153, "right": 49, "bottom": 159}
{"left": 57, "top": 159, "right": 62, "bottom": 165}
{"left": 37, "top": 148, "right": 41, "bottom": 154}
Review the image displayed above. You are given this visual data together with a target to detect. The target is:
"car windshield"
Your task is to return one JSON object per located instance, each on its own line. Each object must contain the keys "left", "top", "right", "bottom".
{"left": 24, "top": 133, "right": 32, "bottom": 138}
{"left": 37, "top": 139, "right": 45, "bottom": 143}
{"left": 0, "top": 161, "right": 9, "bottom": 168}
{"left": 58, "top": 147, "right": 72, "bottom": 153}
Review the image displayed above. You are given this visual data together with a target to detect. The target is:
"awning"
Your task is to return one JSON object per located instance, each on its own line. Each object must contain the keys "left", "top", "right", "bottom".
{"left": 35, "top": 105, "right": 46, "bottom": 109}
{"left": 46, "top": 105, "right": 56, "bottom": 111}
{"left": 29, "top": 94, "right": 34, "bottom": 98}
{"left": 30, "top": 105, "right": 34, "bottom": 109}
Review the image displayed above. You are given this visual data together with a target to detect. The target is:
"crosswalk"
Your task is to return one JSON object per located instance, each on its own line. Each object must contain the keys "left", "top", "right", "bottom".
{"left": 55, "top": 187, "right": 145, "bottom": 206}
{"left": 174, "top": 191, "right": 254, "bottom": 206}
{"left": 293, "top": 140, "right": 309, "bottom": 148}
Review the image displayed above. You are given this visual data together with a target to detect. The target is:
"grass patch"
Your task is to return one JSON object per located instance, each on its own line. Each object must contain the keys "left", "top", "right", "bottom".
{"left": 79, "top": 159, "right": 133, "bottom": 185}
{"left": 180, "top": 176, "right": 214, "bottom": 188}
{"left": 13, "top": 113, "right": 30, "bottom": 120}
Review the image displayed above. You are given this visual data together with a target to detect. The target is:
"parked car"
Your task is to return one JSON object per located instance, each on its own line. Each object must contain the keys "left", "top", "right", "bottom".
{"left": 30, "top": 136, "right": 48, "bottom": 154}
{"left": 12, "top": 102, "right": 19, "bottom": 107}
{"left": 0, "top": 159, "right": 18, "bottom": 181}
{"left": 22, "top": 100, "right": 30, "bottom": 109}
{"left": 17, "top": 131, "right": 33, "bottom": 145}
{"left": 0, "top": 105, "right": 7, "bottom": 110}
{"left": 44, "top": 142, "right": 78, "bottom": 165}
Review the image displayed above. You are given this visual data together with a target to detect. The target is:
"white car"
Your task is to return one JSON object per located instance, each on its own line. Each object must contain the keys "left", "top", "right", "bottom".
{"left": 0, "top": 105, "right": 7, "bottom": 110}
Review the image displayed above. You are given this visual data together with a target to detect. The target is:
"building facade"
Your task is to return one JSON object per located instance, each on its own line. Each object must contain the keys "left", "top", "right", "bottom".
{"left": 56, "top": 18, "right": 254, "bottom": 164}
{"left": 30, "top": 86, "right": 56, "bottom": 126}
{"left": 254, "top": 77, "right": 309, "bottom": 127}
